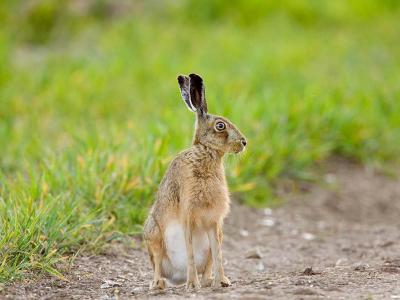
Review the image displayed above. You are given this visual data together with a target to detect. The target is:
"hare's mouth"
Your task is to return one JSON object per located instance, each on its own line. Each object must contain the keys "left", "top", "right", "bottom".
{"left": 233, "top": 144, "right": 245, "bottom": 154}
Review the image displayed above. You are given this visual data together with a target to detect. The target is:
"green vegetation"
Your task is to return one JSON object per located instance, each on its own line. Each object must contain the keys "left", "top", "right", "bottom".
{"left": 1, "top": 0, "right": 399, "bottom": 283}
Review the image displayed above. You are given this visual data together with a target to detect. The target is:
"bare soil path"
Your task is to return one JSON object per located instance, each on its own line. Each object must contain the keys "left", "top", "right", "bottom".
{"left": 3, "top": 160, "right": 400, "bottom": 299}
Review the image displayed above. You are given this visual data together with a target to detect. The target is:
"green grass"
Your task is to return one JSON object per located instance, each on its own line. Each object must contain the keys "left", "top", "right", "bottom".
{"left": 1, "top": 0, "right": 400, "bottom": 283}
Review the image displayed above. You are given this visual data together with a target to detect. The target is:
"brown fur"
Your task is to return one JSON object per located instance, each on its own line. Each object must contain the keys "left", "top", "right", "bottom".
{"left": 143, "top": 74, "right": 247, "bottom": 290}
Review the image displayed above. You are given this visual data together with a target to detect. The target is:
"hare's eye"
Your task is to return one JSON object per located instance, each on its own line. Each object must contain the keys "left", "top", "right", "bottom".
{"left": 215, "top": 121, "right": 226, "bottom": 131}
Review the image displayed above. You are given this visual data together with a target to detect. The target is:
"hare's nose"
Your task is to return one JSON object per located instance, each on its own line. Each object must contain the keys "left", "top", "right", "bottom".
{"left": 241, "top": 138, "right": 247, "bottom": 147}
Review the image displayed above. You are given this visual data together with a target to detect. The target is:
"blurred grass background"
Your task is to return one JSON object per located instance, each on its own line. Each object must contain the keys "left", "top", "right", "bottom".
{"left": 1, "top": 0, "right": 400, "bottom": 282}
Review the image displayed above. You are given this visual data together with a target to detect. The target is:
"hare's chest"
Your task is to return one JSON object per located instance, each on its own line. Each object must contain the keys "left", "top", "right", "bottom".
{"left": 181, "top": 164, "right": 230, "bottom": 222}
{"left": 192, "top": 185, "right": 230, "bottom": 224}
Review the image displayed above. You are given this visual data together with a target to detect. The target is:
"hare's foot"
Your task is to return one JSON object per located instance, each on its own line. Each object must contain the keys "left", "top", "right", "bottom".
{"left": 185, "top": 276, "right": 201, "bottom": 291}
{"left": 212, "top": 275, "right": 231, "bottom": 288}
{"left": 201, "top": 276, "right": 213, "bottom": 287}
{"left": 149, "top": 278, "right": 166, "bottom": 290}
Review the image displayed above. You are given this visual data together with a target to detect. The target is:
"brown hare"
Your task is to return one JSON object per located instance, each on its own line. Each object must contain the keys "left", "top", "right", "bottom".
{"left": 143, "top": 73, "right": 247, "bottom": 290}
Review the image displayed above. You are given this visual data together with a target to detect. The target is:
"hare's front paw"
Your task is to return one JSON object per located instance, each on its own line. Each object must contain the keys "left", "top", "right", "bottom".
{"left": 149, "top": 278, "right": 166, "bottom": 290}
{"left": 201, "top": 276, "right": 213, "bottom": 287}
{"left": 221, "top": 275, "right": 231, "bottom": 287}
{"left": 186, "top": 276, "right": 201, "bottom": 291}
{"left": 212, "top": 275, "right": 231, "bottom": 288}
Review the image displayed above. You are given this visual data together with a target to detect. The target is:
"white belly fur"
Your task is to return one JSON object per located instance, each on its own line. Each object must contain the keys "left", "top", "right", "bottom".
{"left": 163, "top": 221, "right": 210, "bottom": 284}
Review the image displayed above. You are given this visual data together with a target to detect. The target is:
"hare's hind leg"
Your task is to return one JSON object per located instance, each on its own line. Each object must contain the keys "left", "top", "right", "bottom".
{"left": 144, "top": 218, "right": 167, "bottom": 290}
{"left": 147, "top": 240, "right": 166, "bottom": 290}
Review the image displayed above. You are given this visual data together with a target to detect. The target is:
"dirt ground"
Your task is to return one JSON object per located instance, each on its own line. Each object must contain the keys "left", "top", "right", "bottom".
{"left": 2, "top": 159, "right": 400, "bottom": 299}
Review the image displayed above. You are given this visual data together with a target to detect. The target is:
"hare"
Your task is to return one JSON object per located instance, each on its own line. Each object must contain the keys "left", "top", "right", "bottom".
{"left": 143, "top": 73, "right": 247, "bottom": 290}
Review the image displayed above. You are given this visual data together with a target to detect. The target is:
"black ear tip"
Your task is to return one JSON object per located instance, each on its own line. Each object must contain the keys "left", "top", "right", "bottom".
{"left": 177, "top": 75, "right": 185, "bottom": 84}
{"left": 189, "top": 73, "right": 203, "bottom": 85}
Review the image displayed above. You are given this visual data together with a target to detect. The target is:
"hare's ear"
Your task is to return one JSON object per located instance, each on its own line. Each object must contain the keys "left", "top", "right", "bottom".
{"left": 189, "top": 73, "right": 208, "bottom": 117}
{"left": 177, "top": 75, "right": 196, "bottom": 112}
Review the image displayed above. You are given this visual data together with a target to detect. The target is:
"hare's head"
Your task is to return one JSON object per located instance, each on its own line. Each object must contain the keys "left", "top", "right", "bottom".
{"left": 177, "top": 73, "right": 247, "bottom": 154}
